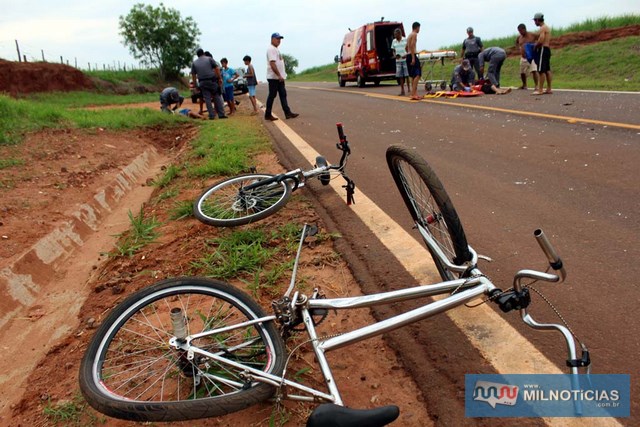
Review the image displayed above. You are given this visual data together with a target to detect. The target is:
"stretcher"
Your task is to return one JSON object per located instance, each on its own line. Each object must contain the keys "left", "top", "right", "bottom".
{"left": 417, "top": 50, "right": 457, "bottom": 91}
{"left": 423, "top": 90, "right": 483, "bottom": 99}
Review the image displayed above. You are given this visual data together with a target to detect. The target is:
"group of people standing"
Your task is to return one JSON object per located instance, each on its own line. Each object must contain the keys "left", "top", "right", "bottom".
{"left": 389, "top": 13, "right": 553, "bottom": 98}
{"left": 391, "top": 22, "right": 423, "bottom": 100}
{"left": 161, "top": 32, "right": 298, "bottom": 121}
{"left": 455, "top": 13, "right": 553, "bottom": 95}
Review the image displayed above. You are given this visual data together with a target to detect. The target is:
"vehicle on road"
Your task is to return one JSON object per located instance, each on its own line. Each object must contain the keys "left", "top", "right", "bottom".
{"left": 233, "top": 68, "right": 248, "bottom": 94}
{"left": 336, "top": 19, "right": 404, "bottom": 88}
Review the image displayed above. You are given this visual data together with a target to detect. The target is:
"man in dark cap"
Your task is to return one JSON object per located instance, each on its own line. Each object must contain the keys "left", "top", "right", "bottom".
{"left": 159, "top": 87, "right": 184, "bottom": 113}
{"left": 450, "top": 59, "right": 476, "bottom": 92}
{"left": 461, "top": 26, "right": 484, "bottom": 79}
{"left": 264, "top": 32, "right": 298, "bottom": 121}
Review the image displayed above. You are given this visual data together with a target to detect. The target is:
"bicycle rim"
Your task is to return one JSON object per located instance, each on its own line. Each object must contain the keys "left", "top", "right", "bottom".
{"left": 80, "top": 278, "right": 285, "bottom": 421}
{"left": 386, "top": 145, "right": 471, "bottom": 280}
{"left": 194, "top": 174, "right": 291, "bottom": 227}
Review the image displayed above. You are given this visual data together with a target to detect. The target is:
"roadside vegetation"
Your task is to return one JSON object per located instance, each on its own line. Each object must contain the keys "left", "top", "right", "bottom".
{"left": 291, "top": 14, "right": 640, "bottom": 91}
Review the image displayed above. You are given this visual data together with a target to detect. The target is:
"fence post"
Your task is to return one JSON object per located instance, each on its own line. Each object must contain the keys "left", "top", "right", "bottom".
{"left": 15, "top": 40, "right": 21, "bottom": 62}
{"left": 41, "top": 50, "right": 45, "bottom": 62}
{"left": 60, "top": 56, "right": 63, "bottom": 64}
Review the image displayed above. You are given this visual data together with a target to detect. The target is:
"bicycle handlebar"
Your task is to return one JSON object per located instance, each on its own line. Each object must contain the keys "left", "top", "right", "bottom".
{"left": 534, "top": 229, "right": 566, "bottom": 282}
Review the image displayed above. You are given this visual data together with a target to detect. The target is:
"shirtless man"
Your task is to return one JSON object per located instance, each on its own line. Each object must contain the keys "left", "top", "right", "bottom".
{"left": 516, "top": 23, "right": 539, "bottom": 90}
{"left": 532, "top": 13, "right": 552, "bottom": 95}
{"left": 406, "top": 22, "right": 421, "bottom": 100}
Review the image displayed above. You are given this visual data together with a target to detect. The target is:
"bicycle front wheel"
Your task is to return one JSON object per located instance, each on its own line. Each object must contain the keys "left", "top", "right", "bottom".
{"left": 193, "top": 174, "right": 292, "bottom": 227}
{"left": 386, "top": 145, "right": 472, "bottom": 280}
{"left": 79, "top": 277, "right": 286, "bottom": 422}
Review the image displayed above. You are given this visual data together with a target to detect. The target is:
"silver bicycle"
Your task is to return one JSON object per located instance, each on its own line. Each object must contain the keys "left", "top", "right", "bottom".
{"left": 193, "top": 123, "right": 355, "bottom": 227}
{"left": 79, "top": 144, "right": 589, "bottom": 425}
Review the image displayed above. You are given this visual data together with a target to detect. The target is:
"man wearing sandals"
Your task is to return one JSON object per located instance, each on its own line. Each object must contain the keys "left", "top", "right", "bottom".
{"left": 532, "top": 12, "right": 553, "bottom": 95}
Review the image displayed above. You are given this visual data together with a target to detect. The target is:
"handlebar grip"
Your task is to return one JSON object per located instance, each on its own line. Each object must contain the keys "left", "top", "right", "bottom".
{"left": 336, "top": 123, "right": 346, "bottom": 143}
{"left": 534, "top": 229, "right": 566, "bottom": 281}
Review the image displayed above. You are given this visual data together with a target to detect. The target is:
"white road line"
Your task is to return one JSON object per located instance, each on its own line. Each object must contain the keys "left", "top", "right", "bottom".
{"left": 271, "top": 119, "right": 623, "bottom": 427}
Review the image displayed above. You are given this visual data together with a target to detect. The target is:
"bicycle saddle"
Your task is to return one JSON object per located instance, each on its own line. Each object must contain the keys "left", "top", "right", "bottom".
{"left": 306, "top": 403, "right": 400, "bottom": 427}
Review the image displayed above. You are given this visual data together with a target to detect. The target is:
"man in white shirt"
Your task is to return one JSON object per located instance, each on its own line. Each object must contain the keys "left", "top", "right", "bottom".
{"left": 265, "top": 32, "right": 298, "bottom": 121}
{"left": 391, "top": 28, "right": 409, "bottom": 96}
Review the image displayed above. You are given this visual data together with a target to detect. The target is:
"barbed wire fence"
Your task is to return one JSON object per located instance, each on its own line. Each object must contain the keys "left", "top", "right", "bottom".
{"left": 1, "top": 39, "right": 149, "bottom": 72}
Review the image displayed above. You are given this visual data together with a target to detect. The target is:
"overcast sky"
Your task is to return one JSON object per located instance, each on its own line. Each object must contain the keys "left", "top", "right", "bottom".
{"left": 1, "top": 0, "right": 638, "bottom": 80}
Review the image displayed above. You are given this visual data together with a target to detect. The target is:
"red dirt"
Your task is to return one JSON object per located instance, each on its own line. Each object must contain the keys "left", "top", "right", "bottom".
{"left": 0, "top": 59, "right": 95, "bottom": 96}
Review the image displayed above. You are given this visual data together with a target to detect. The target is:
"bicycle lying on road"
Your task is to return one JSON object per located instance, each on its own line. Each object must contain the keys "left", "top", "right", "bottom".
{"left": 79, "top": 143, "right": 590, "bottom": 426}
{"left": 193, "top": 123, "right": 355, "bottom": 227}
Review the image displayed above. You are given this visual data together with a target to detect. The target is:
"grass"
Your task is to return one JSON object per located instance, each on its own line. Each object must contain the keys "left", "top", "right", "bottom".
{"left": 85, "top": 68, "right": 163, "bottom": 87}
{"left": 43, "top": 394, "right": 105, "bottom": 425}
{"left": 191, "top": 224, "right": 302, "bottom": 296}
{"left": 0, "top": 92, "right": 181, "bottom": 145}
{"left": 112, "top": 208, "right": 161, "bottom": 257}
{"left": 187, "top": 118, "right": 271, "bottom": 178}
{"left": 154, "top": 164, "right": 182, "bottom": 188}
{"left": 0, "top": 158, "right": 25, "bottom": 169}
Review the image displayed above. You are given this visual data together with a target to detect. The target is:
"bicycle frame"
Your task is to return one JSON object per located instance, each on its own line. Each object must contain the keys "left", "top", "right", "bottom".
{"left": 170, "top": 223, "right": 585, "bottom": 407}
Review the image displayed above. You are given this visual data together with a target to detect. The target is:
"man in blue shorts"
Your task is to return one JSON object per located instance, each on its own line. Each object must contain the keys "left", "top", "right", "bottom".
{"left": 406, "top": 22, "right": 422, "bottom": 100}
{"left": 220, "top": 58, "right": 239, "bottom": 115}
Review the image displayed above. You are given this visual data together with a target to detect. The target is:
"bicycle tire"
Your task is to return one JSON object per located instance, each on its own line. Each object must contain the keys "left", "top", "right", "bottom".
{"left": 193, "top": 174, "right": 292, "bottom": 227}
{"left": 386, "top": 145, "right": 472, "bottom": 280}
{"left": 79, "top": 277, "right": 286, "bottom": 422}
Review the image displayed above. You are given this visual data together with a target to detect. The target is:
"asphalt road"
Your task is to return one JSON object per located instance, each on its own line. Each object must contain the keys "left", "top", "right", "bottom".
{"left": 256, "top": 82, "right": 639, "bottom": 426}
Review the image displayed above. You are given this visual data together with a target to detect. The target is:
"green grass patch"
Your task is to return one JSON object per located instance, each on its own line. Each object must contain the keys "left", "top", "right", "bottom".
{"left": 28, "top": 91, "right": 157, "bottom": 108}
{"left": 43, "top": 394, "right": 105, "bottom": 425}
{"left": 0, "top": 92, "right": 184, "bottom": 145}
{"left": 153, "top": 164, "right": 182, "bottom": 188}
{"left": 169, "top": 200, "right": 194, "bottom": 220}
{"left": 187, "top": 119, "right": 271, "bottom": 178}
{"left": 192, "top": 224, "right": 302, "bottom": 296}
{"left": 85, "top": 68, "right": 163, "bottom": 87}
{"left": 111, "top": 208, "right": 161, "bottom": 257}
{"left": 0, "top": 157, "right": 25, "bottom": 169}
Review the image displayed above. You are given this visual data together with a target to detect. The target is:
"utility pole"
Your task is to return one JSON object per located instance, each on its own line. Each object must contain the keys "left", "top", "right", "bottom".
{"left": 15, "top": 40, "right": 21, "bottom": 62}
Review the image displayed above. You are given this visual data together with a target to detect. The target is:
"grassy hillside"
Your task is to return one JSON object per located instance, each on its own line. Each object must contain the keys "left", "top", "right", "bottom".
{"left": 291, "top": 15, "right": 640, "bottom": 91}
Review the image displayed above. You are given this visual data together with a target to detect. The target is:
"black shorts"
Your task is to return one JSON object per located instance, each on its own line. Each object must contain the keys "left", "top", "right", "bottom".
{"left": 407, "top": 54, "right": 422, "bottom": 78}
{"left": 536, "top": 47, "right": 551, "bottom": 73}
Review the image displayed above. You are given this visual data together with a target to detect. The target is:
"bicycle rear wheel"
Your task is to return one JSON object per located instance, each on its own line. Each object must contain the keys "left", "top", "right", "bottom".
{"left": 193, "top": 174, "right": 292, "bottom": 227}
{"left": 79, "top": 277, "right": 286, "bottom": 422}
{"left": 386, "top": 145, "right": 472, "bottom": 280}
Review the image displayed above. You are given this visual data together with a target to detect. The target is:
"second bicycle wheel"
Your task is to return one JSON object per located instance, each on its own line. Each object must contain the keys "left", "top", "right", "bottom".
{"left": 194, "top": 174, "right": 292, "bottom": 227}
{"left": 79, "top": 277, "right": 286, "bottom": 422}
{"left": 386, "top": 145, "right": 472, "bottom": 280}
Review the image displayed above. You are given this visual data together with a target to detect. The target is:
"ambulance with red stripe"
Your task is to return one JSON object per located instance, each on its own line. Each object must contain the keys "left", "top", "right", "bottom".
{"left": 336, "top": 20, "right": 404, "bottom": 87}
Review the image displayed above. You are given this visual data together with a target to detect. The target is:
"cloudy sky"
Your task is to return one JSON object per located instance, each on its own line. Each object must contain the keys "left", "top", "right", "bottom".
{"left": 1, "top": 0, "right": 638, "bottom": 80}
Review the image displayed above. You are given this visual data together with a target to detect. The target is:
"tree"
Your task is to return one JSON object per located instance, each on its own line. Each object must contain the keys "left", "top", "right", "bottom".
{"left": 119, "top": 3, "right": 200, "bottom": 80}
{"left": 283, "top": 54, "right": 299, "bottom": 77}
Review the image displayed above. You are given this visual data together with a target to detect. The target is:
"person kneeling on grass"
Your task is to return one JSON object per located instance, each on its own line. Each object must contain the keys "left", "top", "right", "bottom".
{"left": 160, "top": 87, "right": 184, "bottom": 113}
